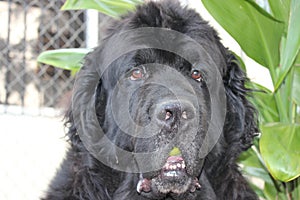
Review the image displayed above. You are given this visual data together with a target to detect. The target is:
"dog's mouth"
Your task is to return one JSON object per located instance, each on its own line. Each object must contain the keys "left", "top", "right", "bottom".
{"left": 161, "top": 156, "right": 186, "bottom": 179}
{"left": 137, "top": 156, "right": 201, "bottom": 195}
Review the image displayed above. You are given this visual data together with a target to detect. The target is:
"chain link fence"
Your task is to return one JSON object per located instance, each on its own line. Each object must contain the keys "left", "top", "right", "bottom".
{"left": 0, "top": 0, "right": 110, "bottom": 115}
{"left": 0, "top": 1, "right": 110, "bottom": 199}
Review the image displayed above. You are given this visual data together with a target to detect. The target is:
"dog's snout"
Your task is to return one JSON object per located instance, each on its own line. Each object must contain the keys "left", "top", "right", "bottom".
{"left": 156, "top": 101, "right": 195, "bottom": 127}
{"left": 159, "top": 104, "right": 181, "bottom": 123}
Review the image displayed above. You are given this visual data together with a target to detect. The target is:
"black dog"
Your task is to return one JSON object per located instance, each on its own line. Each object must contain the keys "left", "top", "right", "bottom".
{"left": 43, "top": 1, "right": 258, "bottom": 199}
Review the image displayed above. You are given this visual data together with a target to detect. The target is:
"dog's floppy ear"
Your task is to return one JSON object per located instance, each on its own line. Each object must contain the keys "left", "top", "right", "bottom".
{"left": 94, "top": 80, "right": 107, "bottom": 126}
{"left": 64, "top": 51, "right": 107, "bottom": 148}
{"left": 223, "top": 51, "right": 258, "bottom": 150}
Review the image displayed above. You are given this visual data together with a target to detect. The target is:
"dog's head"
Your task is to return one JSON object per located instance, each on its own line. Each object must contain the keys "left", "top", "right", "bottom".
{"left": 70, "top": 1, "right": 257, "bottom": 199}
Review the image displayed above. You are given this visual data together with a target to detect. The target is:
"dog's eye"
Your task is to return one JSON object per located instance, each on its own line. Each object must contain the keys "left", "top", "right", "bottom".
{"left": 191, "top": 70, "right": 203, "bottom": 82}
{"left": 130, "top": 68, "right": 144, "bottom": 80}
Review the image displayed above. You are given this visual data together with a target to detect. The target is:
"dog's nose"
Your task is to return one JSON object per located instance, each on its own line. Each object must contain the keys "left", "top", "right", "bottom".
{"left": 156, "top": 101, "right": 195, "bottom": 127}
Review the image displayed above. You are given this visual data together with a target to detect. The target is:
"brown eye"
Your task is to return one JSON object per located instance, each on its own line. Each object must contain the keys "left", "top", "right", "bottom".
{"left": 191, "top": 70, "right": 202, "bottom": 82}
{"left": 130, "top": 68, "right": 143, "bottom": 80}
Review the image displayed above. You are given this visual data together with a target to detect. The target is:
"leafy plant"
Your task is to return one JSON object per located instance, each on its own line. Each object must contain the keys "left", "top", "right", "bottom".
{"left": 37, "top": 48, "right": 91, "bottom": 75}
{"left": 62, "top": 0, "right": 142, "bottom": 18}
{"left": 202, "top": 0, "right": 300, "bottom": 199}
{"left": 37, "top": 0, "right": 142, "bottom": 70}
{"left": 37, "top": 0, "right": 300, "bottom": 199}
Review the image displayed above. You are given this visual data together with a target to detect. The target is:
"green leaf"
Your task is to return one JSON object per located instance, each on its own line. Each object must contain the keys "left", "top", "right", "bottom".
{"left": 244, "top": 0, "right": 283, "bottom": 23}
{"left": 61, "top": 0, "right": 142, "bottom": 18}
{"left": 231, "top": 52, "right": 246, "bottom": 71}
{"left": 248, "top": 181, "right": 266, "bottom": 199}
{"left": 275, "top": 0, "right": 300, "bottom": 90}
{"left": 268, "top": 0, "right": 290, "bottom": 22}
{"left": 247, "top": 81, "right": 271, "bottom": 93}
{"left": 264, "top": 181, "right": 286, "bottom": 200}
{"left": 260, "top": 123, "right": 300, "bottom": 182}
{"left": 291, "top": 178, "right": 300, "bottom": 200}
{"left": 249, "top": 88, "right": 279, "bottom": 123}
{"left": 293, "top": 66, "right": 300, "bottom": 105}
{"left": 239, "top": 147, "right": 272, "bottom": 184}
{"left": 37, "top": 48, "right": 91, "bottom": 72}
{"left": 202, "top": 0, "right": 284, "bottom": 69}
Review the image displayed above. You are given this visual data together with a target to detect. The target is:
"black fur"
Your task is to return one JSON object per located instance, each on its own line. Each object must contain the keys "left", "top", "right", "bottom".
{"left": 43, "top": 1, "right": 258, "bottom": 199}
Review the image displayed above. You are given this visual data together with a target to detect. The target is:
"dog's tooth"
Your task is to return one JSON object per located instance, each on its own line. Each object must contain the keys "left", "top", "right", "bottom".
{"left": 177, "top": 163, "right": 181, "bottom": 168}
{"left": 182, "top": 163, "right": 186, "bottom": 169}
{"left": 165, "top": 163, "right": 170, "bottom": 170}
{"left": 182, "top": 111, "right": 187, "bottom": 119}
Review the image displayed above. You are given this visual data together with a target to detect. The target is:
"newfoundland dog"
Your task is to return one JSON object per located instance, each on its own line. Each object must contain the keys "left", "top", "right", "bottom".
{"left": 43, "top": 0, "right": 258, "bottom": 199}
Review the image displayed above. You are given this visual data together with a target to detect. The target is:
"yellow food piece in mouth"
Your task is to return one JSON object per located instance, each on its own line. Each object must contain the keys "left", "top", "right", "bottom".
{"left": 169, "top": 147, "right": 181, "bottom": 156}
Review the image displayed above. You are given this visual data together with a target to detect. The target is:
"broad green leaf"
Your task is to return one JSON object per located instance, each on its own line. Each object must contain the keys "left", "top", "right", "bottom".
{"left": 249, "top": 89, "right": 279, "bottom": 123}
{"left": 248, "top": 182, "right": 266, "bottom": 199}
{"left": 296, "top": 52, "right": 300, "bottom": 66}
{"left": 244, "top": 0, "right": 283, "bottom": 23}
{"left": 239, "top": 147, "right": 272, "bottom": 184}
{"left": 247, "top": 81, "right": 271, "bottom": 93}
{"left": 268, "top": 0, "right": 290, "bottom": 22}
{"left": 247, "top": 82, "right": 279, "bottom": 124}
{"left": 37, "top": 48, "right": 91, "bottom": 72}
{"left": 275, "top": 0, "right": 300, "bottom": 90}
{"left": 264, "top": 181, "right": 286, "bottom": 200}
{"left": 231, "top": 52, "right": 246, "bottom": 71}
{"left": 202, "top": 0, "right": 284, "bottom": 69}
{"left": 293, "top": 66, "right": 300, "bottom": 105}
{"left": 260, "top": 123, "right": 300, "bottom": 182}
{"left": 291, "top": 178, "right": 300, "bottom": 200}
{"left": 61, "top": 0, "right": 142, "bottom": 18}
{"left": 239, "top": 145, "right": 284, "bottom": 199}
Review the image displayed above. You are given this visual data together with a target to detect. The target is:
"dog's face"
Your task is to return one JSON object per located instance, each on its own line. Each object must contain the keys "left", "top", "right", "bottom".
{"left": 108, "top": 50, "right": 209, "bottom": 189}
{"left": 70, "top": 1, "right": 257, "bottom": 199}
{"left": 90, "top": 41, "right": 226, "bottom": 199}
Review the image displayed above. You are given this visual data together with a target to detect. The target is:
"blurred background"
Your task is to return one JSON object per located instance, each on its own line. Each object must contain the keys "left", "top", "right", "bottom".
{"left": 0, "top": 0, "right": 270, "bottom": 199}
{"left": 0, "top": 1, "right": 109, "bottom": 199}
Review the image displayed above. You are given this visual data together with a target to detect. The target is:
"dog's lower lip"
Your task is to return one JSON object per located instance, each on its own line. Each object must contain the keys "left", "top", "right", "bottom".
{"left": 137, "top": 178, "right": 151, "bottom": 193}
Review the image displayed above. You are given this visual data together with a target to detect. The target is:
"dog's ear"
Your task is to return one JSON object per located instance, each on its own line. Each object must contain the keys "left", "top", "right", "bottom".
{"left": 223, "top": 51, "right": 258, "bottom": 150}
{"left": 64, "top": 51, "right": 107, "bottom": 148}
{"left": 94, "top": 80, "right": 107, "bottom": 126}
